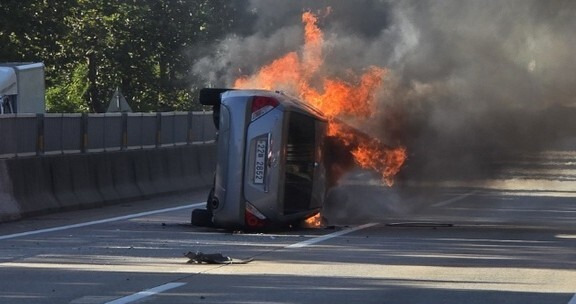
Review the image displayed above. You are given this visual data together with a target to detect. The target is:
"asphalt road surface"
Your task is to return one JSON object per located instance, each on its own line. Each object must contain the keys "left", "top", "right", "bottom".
{"left": 1, "top": 151, "right": 576, "bottom": 304}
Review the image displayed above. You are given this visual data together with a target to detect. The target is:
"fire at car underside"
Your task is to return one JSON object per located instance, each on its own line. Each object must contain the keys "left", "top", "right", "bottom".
{"left": 304, "top": 121, "right": 407, "bottom": 228}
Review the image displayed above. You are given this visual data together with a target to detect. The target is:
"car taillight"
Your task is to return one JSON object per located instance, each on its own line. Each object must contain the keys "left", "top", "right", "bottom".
{"left": 251, "top": 96, "right": 279, "bottom": 121}
{"left": 245, "top": 202, "right": 267, "bottom": 228}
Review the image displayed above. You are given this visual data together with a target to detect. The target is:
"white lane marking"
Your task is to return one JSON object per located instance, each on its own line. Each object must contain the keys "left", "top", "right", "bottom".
{"left": 105, "top": 282, "right": 187, "bottom": 304}
{"left": 432, "top": 191, "right": 477, "bottom": 207}
{"left": 286, "top": 223, "right": 378, "bottom": 248}
{"left": 568, "top": 293, "right": 576, "bottom": 304}
{"left": 0, "top": 203, "right": 205, "bottom": 241}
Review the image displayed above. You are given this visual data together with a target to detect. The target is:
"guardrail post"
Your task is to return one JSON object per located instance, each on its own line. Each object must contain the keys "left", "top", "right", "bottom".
{"left": 172, "top": 111, "right": 176, "bottom": 147}
{"left": 121, "top": 113, "right": 128, "bottom": 150}
{"left": 36, "top": 113, "right": 44, "bottom": 156}
{"left": 202, "top": 109, "right": 206, "bottom": 143}
{"left": 81, "top": 113, "right": 88, "bottom": 153}
{"left": 187, "top": 111, "right": 193, "bottom": 145}
{"left": 156, "top": 112, "right": 162, "bottom": 148}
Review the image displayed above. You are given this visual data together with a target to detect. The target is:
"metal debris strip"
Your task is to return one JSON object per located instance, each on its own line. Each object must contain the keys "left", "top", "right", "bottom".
{"left": 184, "top": 251, "right": 254, "bottom": 264}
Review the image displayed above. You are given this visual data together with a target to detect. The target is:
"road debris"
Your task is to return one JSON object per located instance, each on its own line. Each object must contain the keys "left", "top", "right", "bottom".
{"left": 184, "top": 251, "right": 254, "bottom": 264}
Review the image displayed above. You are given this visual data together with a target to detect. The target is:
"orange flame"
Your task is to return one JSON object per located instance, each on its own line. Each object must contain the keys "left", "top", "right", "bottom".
{"left": 304, "top": 213, "right": 323, "bottom": 228}
{"left": 234, "top": 11, "right": 323, "bottom": 93}
{"left": 353, "top": 142, "right": 407, "bottom": 187}
{"left": 234, "top": 11, "right": 407, "bottom": 186}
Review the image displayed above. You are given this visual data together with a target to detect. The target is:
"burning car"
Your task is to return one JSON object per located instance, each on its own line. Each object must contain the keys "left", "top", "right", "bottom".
{"left": 191, "top": 11, "right": 409, "bottom": 230}
{"left": 192, "top": 88, "right": 329, "bottom": 230}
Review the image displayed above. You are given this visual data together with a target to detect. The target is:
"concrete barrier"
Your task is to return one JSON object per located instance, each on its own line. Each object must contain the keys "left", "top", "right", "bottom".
{"left": 7, "top": 157, "right": 60, "bottom": 216}
{"left": 68, "top": 154, "right": 104, "bottom": 207}
{"left": 110, "top": 151, "right": 142, "bottom": 200}
{"left": 181, "top": 145, "right": 204, "bottom": 188}
{"left": 92, "top": 153, "right": 121, "bottom": 202}
{"left": 147, "top": 148, "right": 176, "bottom": 194}
{"left": 197, "top": 143, "right": 217, "bottom": 185}
{"left": 50, "top": 156, "right": 79, "bottom": 208}
{"left": 0, "top": 160, "right": 20, "bottom": 221}
{"left": 133, "top": 151, "right": 157, "bottom": 197}
{"left": 0, "top": 144, "right": 216, "bottom": 222}
{"left": 164, "top": 147, "right": 188, "bottom": 191}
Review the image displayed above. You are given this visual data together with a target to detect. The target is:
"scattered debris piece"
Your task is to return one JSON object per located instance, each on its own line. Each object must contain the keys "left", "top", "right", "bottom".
{"left": 184, "top": 251, "right": 254, "bottom": 264}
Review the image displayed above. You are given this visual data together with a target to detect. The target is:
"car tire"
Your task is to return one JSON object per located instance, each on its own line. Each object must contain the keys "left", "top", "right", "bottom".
{"left": 206, "top": 187, "right": 216, "bottom": 211}
{"left": 191, "top": 209, "right": 213, "bottom": 227}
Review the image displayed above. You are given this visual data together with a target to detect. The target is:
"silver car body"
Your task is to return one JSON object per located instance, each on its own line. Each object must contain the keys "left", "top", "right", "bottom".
{"left": 209, "top": 89, "right": 328, "bottom": 229}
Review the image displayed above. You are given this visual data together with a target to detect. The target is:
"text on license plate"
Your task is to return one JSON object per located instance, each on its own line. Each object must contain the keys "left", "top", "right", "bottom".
{"left": 254, "top": 139, "right": 267, "bottom": 184}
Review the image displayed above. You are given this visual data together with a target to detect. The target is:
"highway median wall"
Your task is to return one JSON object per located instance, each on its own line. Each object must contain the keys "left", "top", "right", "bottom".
{"left": 0, "top": 143, "right": 216, "bottom": 222}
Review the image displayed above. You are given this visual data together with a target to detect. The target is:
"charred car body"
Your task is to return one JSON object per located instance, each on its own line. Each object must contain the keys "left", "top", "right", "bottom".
{"left": 192, "top": 88, "right": 329, "bottom": 230}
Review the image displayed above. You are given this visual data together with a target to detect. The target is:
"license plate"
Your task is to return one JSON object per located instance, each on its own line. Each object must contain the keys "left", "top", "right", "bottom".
{"left": 254, "top": 139, "right": 267, "bottom": 184}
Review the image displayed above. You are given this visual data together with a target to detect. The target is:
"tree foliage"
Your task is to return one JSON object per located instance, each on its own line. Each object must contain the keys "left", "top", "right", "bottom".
{"left": 0, "top": 0, "right": 238, "bottom": 112}
{"left": 45, "top": 62, "right": 90, "bottom": 112}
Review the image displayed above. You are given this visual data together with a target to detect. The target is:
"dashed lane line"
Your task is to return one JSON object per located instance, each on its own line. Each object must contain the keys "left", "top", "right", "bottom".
{"left": 287, "top": 222, "right": 379, "bottom": 248}
{"left": 431, "top": 190, "right": 478, "bottom": 207}
{"left": 105, "top": 282, "right": 187, "bottom": 304}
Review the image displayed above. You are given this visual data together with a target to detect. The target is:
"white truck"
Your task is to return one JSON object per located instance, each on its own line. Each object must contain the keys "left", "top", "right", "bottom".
{"left": 0, "top": 62, "right": 45, "bottom": 114}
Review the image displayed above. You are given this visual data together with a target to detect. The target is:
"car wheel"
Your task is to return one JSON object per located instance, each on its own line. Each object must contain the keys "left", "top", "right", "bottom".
{"left": 206, "top": 187, "right": 216, "bottom": 211}
{"left": 191, "top": 209, "right": 213, "bottom": 227}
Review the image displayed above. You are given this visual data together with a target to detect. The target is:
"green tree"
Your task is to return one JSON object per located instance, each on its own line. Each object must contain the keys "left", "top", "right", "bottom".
{"left": 61, "top": 0, "right": 237, "bottom": 112}
{"left": 1, "top": 0, "right": 237, "bottom": 113}
{"left": 45, "top": 62, "right": 90, "bottom": 112}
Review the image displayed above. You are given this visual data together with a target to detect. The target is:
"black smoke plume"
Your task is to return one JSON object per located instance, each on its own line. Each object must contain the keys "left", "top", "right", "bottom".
{"left": 192, "top": 0, "right": 576, "bottom": 181}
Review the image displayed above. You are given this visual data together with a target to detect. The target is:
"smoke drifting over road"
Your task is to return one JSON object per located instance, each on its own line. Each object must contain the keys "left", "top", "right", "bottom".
{"left": 193, "top": 0, "right": 576, "bottom": 180}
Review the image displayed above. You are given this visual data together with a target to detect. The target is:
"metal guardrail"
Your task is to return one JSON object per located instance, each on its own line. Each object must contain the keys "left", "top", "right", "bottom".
{"left": 0, "top": 111, "right": 216, "bottom": 158}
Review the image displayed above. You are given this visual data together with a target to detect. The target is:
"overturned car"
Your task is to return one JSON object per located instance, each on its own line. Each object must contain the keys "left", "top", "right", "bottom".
{"left": 192, "top": 88, "right": 330, "bottom": 230}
